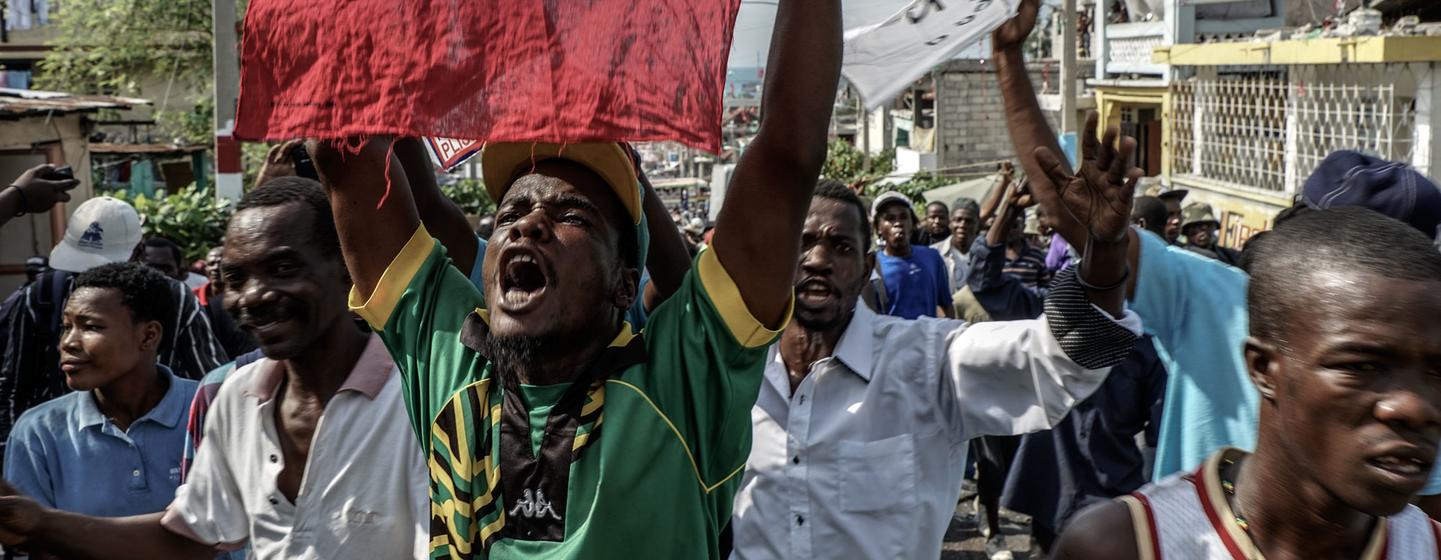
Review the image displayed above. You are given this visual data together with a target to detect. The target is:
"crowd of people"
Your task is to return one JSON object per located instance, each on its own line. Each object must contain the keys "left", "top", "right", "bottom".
{"left": 0, "top": 0, "right": 1438, "bottom": 558}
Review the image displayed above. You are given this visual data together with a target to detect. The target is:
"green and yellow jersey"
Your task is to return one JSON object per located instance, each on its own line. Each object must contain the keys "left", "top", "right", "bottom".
{"left": 351, "top": 226, "right": 786, "bottom": 559}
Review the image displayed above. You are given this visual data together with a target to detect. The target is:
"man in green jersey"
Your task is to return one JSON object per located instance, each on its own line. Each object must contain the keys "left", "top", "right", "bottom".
{"left": 308, "top": 0, "right": 840, "bottom": 556}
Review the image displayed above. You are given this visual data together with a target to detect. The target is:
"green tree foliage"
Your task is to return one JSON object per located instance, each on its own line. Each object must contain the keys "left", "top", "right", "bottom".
{"left": 822, "top": 140, "right": 964, "bottom": 205}
{"left": 35, "top": 0, "right": 215, "bottom": 144}
{"left": 112, "top": 186, "right": 233, "bottom": 263}
{"left": 864, "top": 171, "right": 955, "bottom": 205}
{"left": 820, "top": 140, "right": 895, "bottom": 189}
{"left": 441, "top": 179, "right": 497, "bottom": 216}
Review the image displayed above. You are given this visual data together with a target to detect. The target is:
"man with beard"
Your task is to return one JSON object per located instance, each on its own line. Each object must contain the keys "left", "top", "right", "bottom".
{"left": 729, "top": 99, "right": 1144, "bottom": 558}
{"left": 307, "top": 0, "right": 838, "bottom": 555}
{"left": 1055, "top": 208, "right": 1441, "bottom": 559}
{"left": 0, "top": 179, "right": 430, "bottom": 559}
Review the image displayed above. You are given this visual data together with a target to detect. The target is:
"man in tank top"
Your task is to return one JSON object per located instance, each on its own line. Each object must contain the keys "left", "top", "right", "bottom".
{"left": 1054, "top": 207, "right": 1441, "bottom": 560}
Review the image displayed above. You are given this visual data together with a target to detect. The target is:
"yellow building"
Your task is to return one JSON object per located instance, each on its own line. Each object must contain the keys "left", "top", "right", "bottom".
{"left": 1088, "top": 1, "right": 1441, "bottom": 247}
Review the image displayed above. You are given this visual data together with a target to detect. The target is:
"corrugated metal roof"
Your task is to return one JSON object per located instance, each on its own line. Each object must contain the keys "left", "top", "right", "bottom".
{"left": 89, "top": 142, "right": 208, "bottom": 155}
{"left": 0, "top": 88, "right": 149, "bottom": 118}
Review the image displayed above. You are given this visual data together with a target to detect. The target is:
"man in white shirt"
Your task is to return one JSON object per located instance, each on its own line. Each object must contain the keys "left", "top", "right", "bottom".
{"left": 931, "top": 197, "right": 982, "bottom": 294}
{"left": 730, "top": 118, "right": 1145, "bottom": 559}
{"left": 0, "top": 179, "right": 428, "bottom": 559}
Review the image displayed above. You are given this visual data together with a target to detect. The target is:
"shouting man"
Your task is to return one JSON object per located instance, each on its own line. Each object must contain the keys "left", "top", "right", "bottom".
{"left": 730, "top": 89, "right": 1145, "bottom": 557}
{"left": 314, "top": 0, "right": 840, "bottom": 555}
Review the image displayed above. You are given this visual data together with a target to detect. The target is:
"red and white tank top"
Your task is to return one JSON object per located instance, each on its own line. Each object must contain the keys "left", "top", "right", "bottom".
{"left": 1118, "top": 448, "right": 1441, "bottom": 560}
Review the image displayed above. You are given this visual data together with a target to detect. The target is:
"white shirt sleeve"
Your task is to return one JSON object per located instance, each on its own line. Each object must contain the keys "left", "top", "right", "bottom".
{"left": 159, "top": 393, "right": 250, "bottom": 548}
{"left": 941, "top": 308, "right": 1140, "bottom": 442}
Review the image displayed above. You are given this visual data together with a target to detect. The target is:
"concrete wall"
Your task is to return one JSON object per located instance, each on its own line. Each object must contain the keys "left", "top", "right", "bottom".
{"left": 934, "top": 60, "right": 1060, "bottom": 171}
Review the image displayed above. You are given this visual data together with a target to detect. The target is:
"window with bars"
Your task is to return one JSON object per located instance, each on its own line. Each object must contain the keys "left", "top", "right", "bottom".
{"left": 1170, "top": 76, "right": 1416, "bottom": 193}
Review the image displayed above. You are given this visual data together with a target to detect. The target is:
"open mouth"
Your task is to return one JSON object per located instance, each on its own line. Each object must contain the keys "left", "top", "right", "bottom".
{"left": 500, "top": 251, "right": 550, "bottom": 311}
{"left": 1366, "top": 449, "right": 1434, "bottom": 488}
{"left": 1369, "top": 455, "right": 1430, "bottom": 475}
{"left": 796, "top": 279, "right": 836, "bottom": 306}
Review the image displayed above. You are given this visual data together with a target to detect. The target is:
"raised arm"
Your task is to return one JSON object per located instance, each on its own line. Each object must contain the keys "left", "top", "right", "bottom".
{"left": 393, "top": 138, "right": 479, "bottom": 277}
{"left": 994, "top": 0, "right": 1065, "bottom": 183}
{"left": 0, "top": 164, "right": 78, "bottom": 230}
{"left": 308, "top": 138, "right": 421, "bottom": 300}
{"left": 978, "top": 162, "right": 1014, "bottom": 228}
{"left": 634, "top": 149, "right": 692, "bottom": 310}
{"left": 709, "top": 0, "right": 841, "bottom": 327}
{"left": 993, "top": 0, "right": 1137, "bottom": 317}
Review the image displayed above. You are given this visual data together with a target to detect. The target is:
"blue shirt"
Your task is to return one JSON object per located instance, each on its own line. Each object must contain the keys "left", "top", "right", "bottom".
{"left": 1130, "top": 229, "right": 1253, "bottom": 479}
{"left": 3, "top": 366, "right": 198, "bottom": 517}
{"left": 876, "top": 245, "right": 952, "bottom": 319}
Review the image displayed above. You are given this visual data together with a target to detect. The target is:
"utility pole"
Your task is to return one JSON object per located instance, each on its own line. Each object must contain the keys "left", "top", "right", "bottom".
{"left": 1060, "top": 0, "right": 1079, "bottom": 136}
{"left": 212, "top": 0, "right": 243, "bottom": 202}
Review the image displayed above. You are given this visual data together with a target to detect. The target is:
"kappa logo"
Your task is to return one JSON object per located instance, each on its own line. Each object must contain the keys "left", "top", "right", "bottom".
{"left": 508, "top": 488, "right": 562, "bottom": 521}
{"left": 77, "top": 222, "right": 105, "bottom": 249}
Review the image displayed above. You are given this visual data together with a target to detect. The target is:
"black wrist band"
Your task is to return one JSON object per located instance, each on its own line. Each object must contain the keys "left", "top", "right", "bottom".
{"left": 5, "top": 185, "right": 26, "bottom": 216}
{"left": 1077, "top": 263, "right": 1130, "bottom": 292}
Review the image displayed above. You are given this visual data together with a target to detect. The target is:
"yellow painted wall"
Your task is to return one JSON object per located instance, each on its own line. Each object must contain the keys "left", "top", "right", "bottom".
{"left": 1172, "top": 176, "right": 1291, "bottom": 249}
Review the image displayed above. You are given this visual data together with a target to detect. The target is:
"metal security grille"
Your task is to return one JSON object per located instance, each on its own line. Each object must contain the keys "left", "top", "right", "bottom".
{"left": 1170, "top": 76, "right": 1416, "bottom": 193}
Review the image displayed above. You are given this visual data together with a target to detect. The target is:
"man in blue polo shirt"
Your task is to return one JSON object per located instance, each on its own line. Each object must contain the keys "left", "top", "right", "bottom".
{"left": 4, "top": 262, "right": 198, "bottom": 519}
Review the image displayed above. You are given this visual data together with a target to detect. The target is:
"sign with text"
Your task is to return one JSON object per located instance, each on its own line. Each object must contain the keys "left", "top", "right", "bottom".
{"left": 426, "top": 137, "right": 484, "bottom": 171}
{"left": 843, "top": 0, "right": 1016, "bottom": 109}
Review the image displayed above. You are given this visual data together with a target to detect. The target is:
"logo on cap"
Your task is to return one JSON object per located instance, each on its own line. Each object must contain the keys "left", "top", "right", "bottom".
{"left": 78, "top": 222, "right": 105, "bottom": 249}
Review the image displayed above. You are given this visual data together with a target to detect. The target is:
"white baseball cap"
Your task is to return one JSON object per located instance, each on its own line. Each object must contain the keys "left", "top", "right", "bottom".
{"left": 870, "top": 190, "right": 915, "bottom": 219}
{"left": 49, "top": 197, "right": 143, "bottom": 273}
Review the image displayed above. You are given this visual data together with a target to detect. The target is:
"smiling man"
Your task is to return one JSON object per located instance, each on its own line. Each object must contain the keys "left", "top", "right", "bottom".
{"left": 310, "top": 0, "right": 839, "bottom": 556}
{"left": 0, "top": 179, "right": 429, "bottom": 560}
{"left": 1056, "top": 208, "right": 1441, "bottom": 559}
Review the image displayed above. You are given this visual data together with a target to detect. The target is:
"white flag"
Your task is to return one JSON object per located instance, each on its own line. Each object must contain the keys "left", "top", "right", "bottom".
{"left": 843, "top": 0, "right": 1017, "bottom": 109}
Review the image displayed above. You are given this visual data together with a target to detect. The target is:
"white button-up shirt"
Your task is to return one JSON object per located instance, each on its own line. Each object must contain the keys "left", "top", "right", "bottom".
{"left": 161, "top": 335, "right": 429, "bottom": 559}
{"left": 731, "top": 302, "right": 1141, "bottom": 560}
{"left": 932, "top": 237, "right": 972, "bottom": 294}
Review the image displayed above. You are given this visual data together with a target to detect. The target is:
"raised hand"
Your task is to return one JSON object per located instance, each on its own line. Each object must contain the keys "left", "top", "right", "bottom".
{"left": 1031, "top": 112, "right": 1142, "bottom": 245}
{"left": 992, "top": 0, "right": 1040, "bottom": 51}
{"left": 255, "top": 139, "right": 304, "bottom": 188}
{"left": 8, "top": 163, "right": 79, "bottom": 213}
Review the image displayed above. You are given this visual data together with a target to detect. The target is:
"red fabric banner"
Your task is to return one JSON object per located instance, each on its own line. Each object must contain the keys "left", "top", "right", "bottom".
{"left": 235, "top": 0, "right": 743, "bottom": 152}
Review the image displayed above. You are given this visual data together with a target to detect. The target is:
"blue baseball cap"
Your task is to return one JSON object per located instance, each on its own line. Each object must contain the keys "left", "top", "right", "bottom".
{"left": 1302, "top": 150, "right": 1441, "bottom": 239}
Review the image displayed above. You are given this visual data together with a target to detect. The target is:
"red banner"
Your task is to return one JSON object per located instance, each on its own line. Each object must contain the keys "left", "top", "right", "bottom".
{"left": 236, "top": 0, "right": 742, "bottom": 152}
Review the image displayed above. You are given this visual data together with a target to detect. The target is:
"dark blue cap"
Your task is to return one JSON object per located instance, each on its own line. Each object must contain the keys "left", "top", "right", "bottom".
{"left": 1302, "top": 150, "right": 1441, "bottom": 240}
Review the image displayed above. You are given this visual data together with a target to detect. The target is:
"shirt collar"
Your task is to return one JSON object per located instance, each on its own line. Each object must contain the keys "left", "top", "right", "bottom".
{"left": 244, "top": 334, "right": 395, "bottom": 403}
{"left": 74, "top": 365, "right": 188, "bottom": 431}
{"left": 832, "top": 302, "right": 876, "bottom": 382}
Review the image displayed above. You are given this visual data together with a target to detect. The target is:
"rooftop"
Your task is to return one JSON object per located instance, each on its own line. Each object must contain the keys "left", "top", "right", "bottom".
{"left": 0, "top": 88, "right": 148, "bottom": 119}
